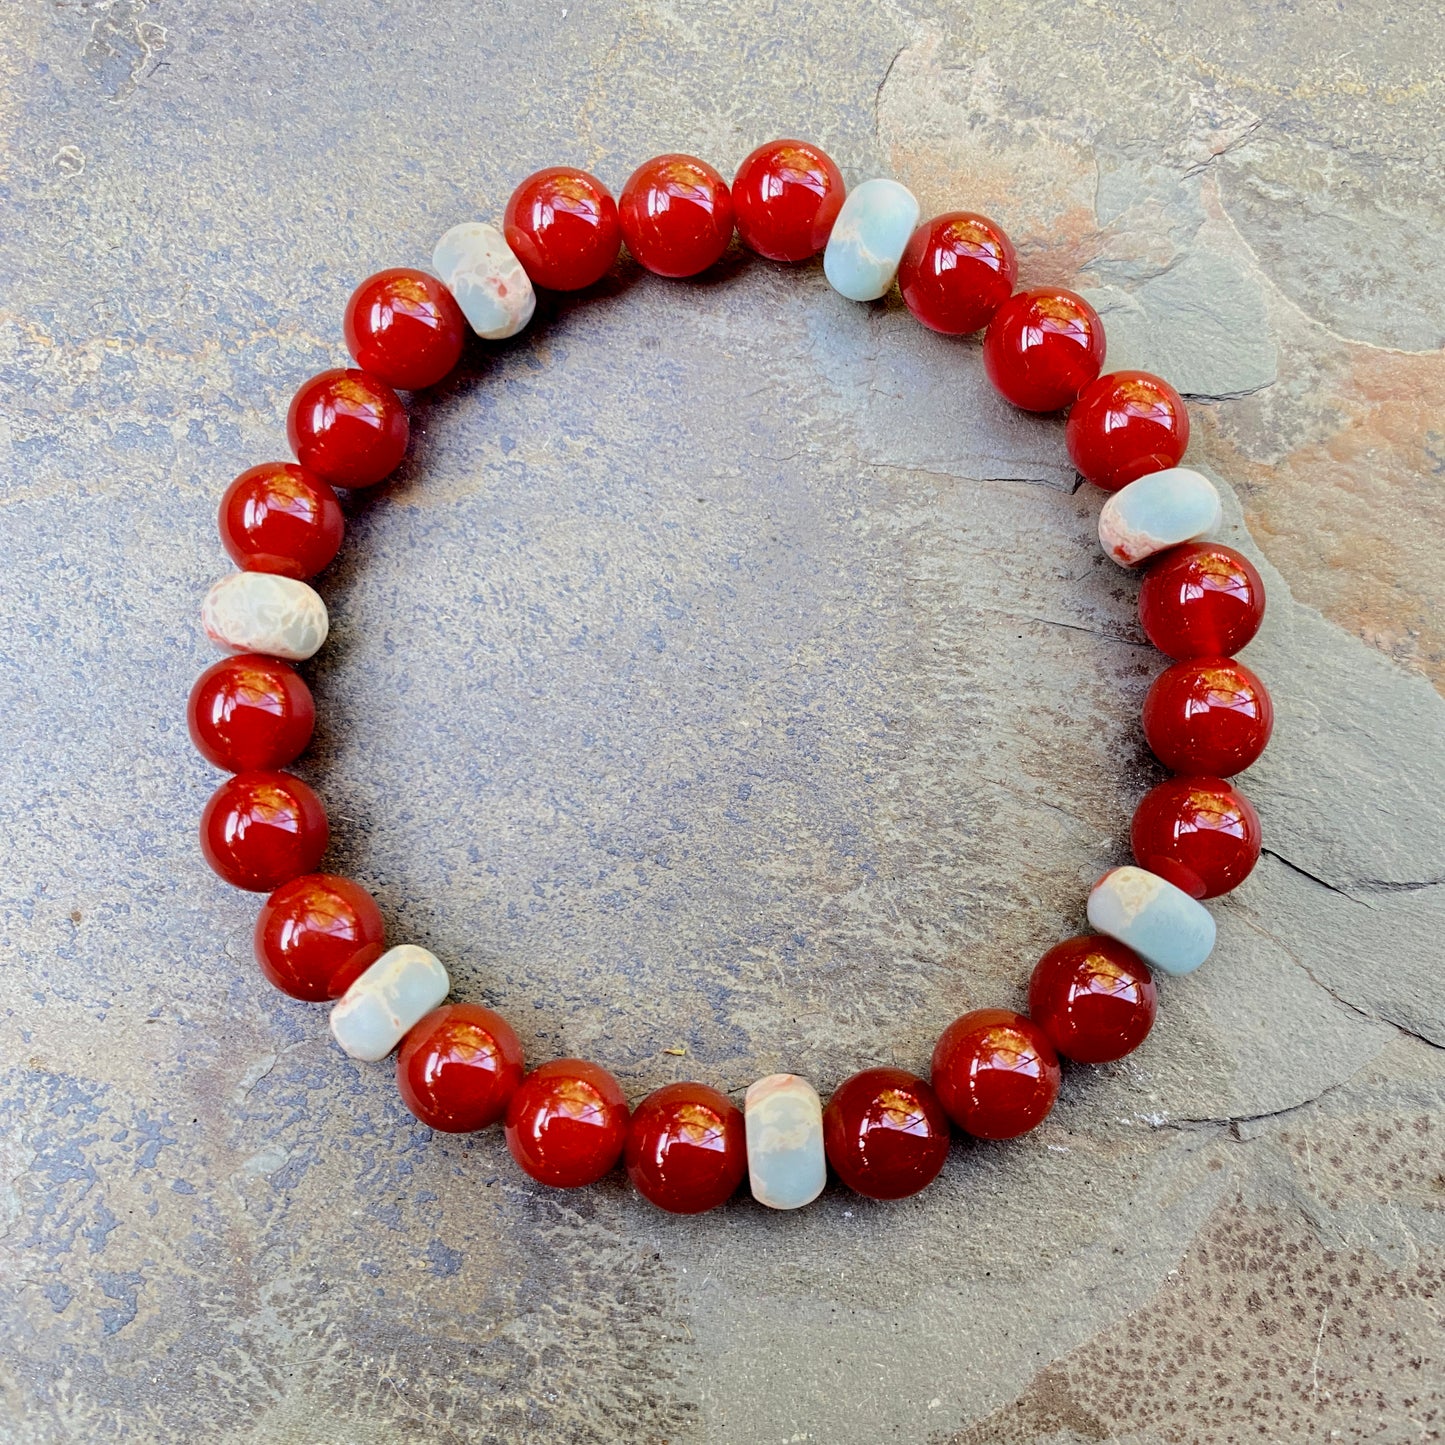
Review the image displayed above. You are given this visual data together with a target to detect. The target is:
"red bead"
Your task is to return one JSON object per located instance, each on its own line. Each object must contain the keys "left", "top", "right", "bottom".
{"left": 1139, "top": 543, "right": 1267, "bottom": 660}
{"left": 343, "top": 268, "right": 466, "bottom": 390}
{"left": 199, "top": 770, "right": 329, "bottom": 892}
{"left": 286, "top": 368, "right": 409, "bottom": 488}
{"left": 731, "top": 139, "right": 845, "bottom": 262}
{"left": 822, "top": 1067, "right": 951, "bottom": 1200}
{"left": 982, "top": 287, "right": 1106, "bottom": 412}
{"left": 254, "top": 872, "right": 385, "bottom": 1000}
{"left": 1142, "top": 657, "right": 1274, "bottom": 776}
{"left": 618, "top": 154, "right": 735, "bottom": 278}
{"left": 504, "top": 1059, "right": 630, "bottom": 1188}
{"left": 187, "top": 654, "right": 315, "bottom": 772}
{"left": 503, "top": 166, "right": 622, "bottom": 291}
{"left": 1131, "top": 775, "right": 1262, "bottom": 899}
{"left": 1065, "top": 370, "right": 1190, "bottom": 491}
{"left": 898, "top": 212, "right": 1018, "bottom": 335}
{"left": 930, "top": 1008, "right": 1061, "bottom": 1140}
{"left": 396, "top": 1003, "right": 525, "bottom": 1133}
{"left": 218, "top": 462, "right": 344, "bottom": 580}
{"left": 1027, "top": 935, "right": 1158, "bottom": 1064}
{"left": 624, "top": 1082, "right": 746, "bottom": 1214}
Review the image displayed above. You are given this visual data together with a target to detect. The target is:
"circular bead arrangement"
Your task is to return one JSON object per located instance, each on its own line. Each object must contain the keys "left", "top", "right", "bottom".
{"left": 193, "top": 138, "right": 1274, "bottom": 1213}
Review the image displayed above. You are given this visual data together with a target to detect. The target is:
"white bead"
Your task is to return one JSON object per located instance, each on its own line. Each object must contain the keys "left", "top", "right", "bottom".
{"left": 744, "top": 1073, "right": 826, "bottom": 1210}
{"left": 432, "top": 222, "right": 536, "bottom": 340}
{"left": 1087, "top": 866, "right": 1216, "bottom": 976}
{"left": 1097, "top": 467, "right": 1223, "bottom": 567}
{"left": 329, "top": 945, "right": 450, "bottom": 1062}
{"left": 823, "top": 178, "right": 921, "bottom": 302}
{"left": 201, "top": 572, "right": 328, "bottom": 661}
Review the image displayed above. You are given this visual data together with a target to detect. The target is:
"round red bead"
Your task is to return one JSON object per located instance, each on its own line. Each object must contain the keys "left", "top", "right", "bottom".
{"left": 930, "top": 1008, "right": 1061, "bottom": 1140}
{"left": 1139, "top": 543, "right": 1267, "bottom": 660}
{"left": 1065, "top": 370, "right": 1190, "bottom": 491}
{"left": 286, "top": 368, "right": 409, "bottom": 488}
{"left": 822, "top": 1067, "right": 951, "bottom": 1200}
{"left": 188, "top": 654, "right": 315, "bottom": 772}
{"left": 218, "top": 462, "right": 344, "bottom": 580}
{"left": 199, "top": 770, "right": 329, "bottom": 892}
{"left": 343, "top": 268, "right": 466, "bottom": 390}
{"left": 624, "top": 1082, "right": 746, "bottom": 1214}
{"left": 504, "top": 166, "right": 623, "bottom": 291}
{"left": 618, "top": 154, "right": 735, "bottom": 279}
{"left": 1142, "top": 657, "right": 1274, "bottom": 776}
{"left": 504, "top": 1059, "right": 630, "bottom": 1189}
{"left": 397, "top": 1003, "right": 525, "bottom": 1133}
{"left": 1131, "top": 775, "right": 1262, "bottom": 899}
{"left": 898, "top": 212, "right": 1018, "bottom": 336}
{"left": 254, "top": 872, "right": 385, "bottom": 1000}
{"left": 982, "top": 287, "right": 1106, "bottom": 412}
{"left": 1027, "top": 935, "right": 1158, "bottom": 1064}
{"left": 731, "top": 139, "right": 845, "bottom": 263}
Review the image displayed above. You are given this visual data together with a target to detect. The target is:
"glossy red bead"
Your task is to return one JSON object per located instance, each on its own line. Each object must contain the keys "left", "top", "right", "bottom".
{"left": 1027, "top": 935, "right": 1158, "bottom": 1064}
{"left": 1065, "top": 370, "right": 1191, "bottom": 491}
{"left": 218, "top": 462, "right": 344, "bottom": 579}
{"left": 982, "top": 287, "right": 1106, "bottom": 412}
{"left": 898, "top": 212, "right": 1018, "bottom": 335}
{"left": 1132, "top": 775, "right": 1263, "bottom": 899}
{"left": 504, "top": 166, "right": 623, "bottom": 291}
{"left": 397, "top": 1003, "right": 525, "bottom": 1133}
{"left": 343, "top": 268, "right": 466, "bottom": 390}
{"left": 187, "top": 654, "right": 315, "bottom": 772}
{"left": 822, "top": 1067, "right": 951, "bottom": 1200}
{"left": 1139, "top": 543, "right": 1267, "bottom": 660}
{"left": 930, "top": 1008, "right": 1061, "bottom": 1140}
{"left": 1142, "top": 657, "right": 1274, "bottom": 776}
{"left": 199, "top": 770, "right": 329, "bottom": 892}
{"left": 504, "top": 1059, "right": 630, "bottom": 1188}
{"left": 254, "top": 872, "right": 385, "bottom": 1000}
{"left": 286, "top": 368, "right": 409, "bottom": 488}
{"left": 618, "top": 154, "right": 735, "bottom": 278}
{"left": 624, "top": 1082, "right": 746, "bottom": 1214}
{"left": 731, "top": 139, "right": 845, "bottom": 262}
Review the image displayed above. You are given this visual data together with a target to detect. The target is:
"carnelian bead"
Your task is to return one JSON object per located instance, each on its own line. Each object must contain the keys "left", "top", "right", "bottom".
{"left": 822, "top": 1067, "right": 951, "bottom": 1200}
{"left": 930, "top": 1009, "right": 1061, "bottom": 1140}
{"left": 1027, "top": 935, "right": 1158, "bottom": 1064}
{"left": 1142, "top": 657, "right": 1274, "bottom": 776}
{"left": 286, "top": 368, "right": 409, "bottom": 488}
{"left": 397, "top": 1003, "right": 525, "bottom": 1133}
{"left": 982, "top": 287, "right": 1105, "bottom": 412}
{"left": 625, "top": 1082, "right": 746, "bottom": 1213}
{"left": 1065, "top": 370, "right": 1190, "bottom": 491}
{"left": 219, "top": 462, "right": 344, "bottom": 580}
{"left": 1132, "top": 775, "right": 1262, "bottom": 899}
{"left": 254, "top": 872, "right": 385, "bottom": 1000}
{"left": 188, "top": 654, "right": 315, "bottom": 772}
{"left": 898, "top": 212, "right": 1018, "bottom": 335}
{"left": 343, "top": 268, "right": 466, "bottom": 390}
{"left": 199, "top": 770, "right": 329, "bottom": 892}
{"left": 1139, "top": 543, "right": 1267, "bottom": 660}
{"left": 731, "top": 139, "right": 845, "bottom": 262}
{"left": 504, "top": 166, "right": 623, "bottom": 291}
{"left": 618, "top": 154, "right": 735, "bottom": 278}
{"left": 504, "top": 1059, "right": 630, "bottom": 1188}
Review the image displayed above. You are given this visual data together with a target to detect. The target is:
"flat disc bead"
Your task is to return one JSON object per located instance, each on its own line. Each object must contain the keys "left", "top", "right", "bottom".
{"left": 504, "top": 1059, "right": 630, "bottom": 1188}
{"left": 619, "top": 154, "right": 735, "bottom": 278}
{"left": 503, "top": 166, "right": 622, "bottom": 291}
{"left": 254, "top": 872, "right": 386, "bottom": 1000}
{"left": 1132, "top": 775, "right": 1262, "bottom": 899}
{"left": 202, "top": 572, "right": 328, "bottom": 662}
{"left": 930, "top": 1009, "right": 1060, "bottom": 1140}
{"left": 1065, "top": 370, "right": 1190, "bottom": 491}
{"left": 731, "top": 139, "right": 845, "bottom": 262}
{"left": 1087, "top": 866, "right": 1215, "bottom": 976}
{"left": 1027, "top": 935, "right": 1158, "bottom": 1064}
{"left": 822, "top": 1067, "right": 951, "bottom": 1201}
{"left": 286, "top": 368, "right": 409, "bottom": 488}
{"left": 199, "top": 769, "right": 328, "bottom": 892}
{"left": 1139, "top": 543, "right": 1267, "bottom": 660}
{"left": 396, "top": 1003, "right": 525, "bottom": 1133}
{"left": 343, "top": 268, "right": 466, "bottom": 390}
{"left": 822, "top": 178, "right": 920, "bottom": 302}
{"left": 187, "top": 654, "right": 314, "bottom": 771}
{"left": 1143, "top": 656, "right": 1274, "bottom": 775}
{"left": 625, "top": 1082, "right": 747, "bottom": 1214}
{"left": 219, "top": 463, "right": 343, "bottom": 580}
{"left": 898, "top": 212, "right": 1017, "bottom": 335}
{"left": 983, "top": 287, "right": 1105, "bottom": 412}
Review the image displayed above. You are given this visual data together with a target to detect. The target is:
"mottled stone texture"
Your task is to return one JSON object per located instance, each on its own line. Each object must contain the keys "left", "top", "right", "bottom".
{"left": 1, "top": 1, "right": 1442, "bottom": 1442}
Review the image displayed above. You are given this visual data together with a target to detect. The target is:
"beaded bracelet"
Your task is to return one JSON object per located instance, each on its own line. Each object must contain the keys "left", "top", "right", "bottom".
{"left": 190, "top": 139, "right": 1273, "bottom": 1214}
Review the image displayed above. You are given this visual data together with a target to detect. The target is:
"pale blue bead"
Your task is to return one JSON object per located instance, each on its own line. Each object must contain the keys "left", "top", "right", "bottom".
{"left": 432, "top": 222, "right": 536, "bottom": 340}
{"left": 1087, "top": 867, "right": 1216, "bottom": 976}
{"left": 745, "top": 1074, "right": 826, "bottom": 1209}
{"left": 329, "top": 945, "right": 450, "bottom": 1061}
{"left": 823, "top": 178, "right": 921, "bottom": 302}
{"left": 1098, "top": 467, "right": 1222, "bottom": 566}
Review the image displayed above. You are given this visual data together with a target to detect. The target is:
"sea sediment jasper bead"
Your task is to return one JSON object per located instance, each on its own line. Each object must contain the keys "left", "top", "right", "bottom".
{"left": 1087, "top": 866, "right": 1216, "bottom": 976}
{"left": 202, "top": 572, "right": 328, "bottom": 662}
{"left": 823, "top": 178, "right": 921, "bottom": 302}
{"left": 432, "top": 222, "right": 537, "bottom": 340}
{"left": 744, "top": 1073, "right": 826, "bottom": 1210}
{"left": 329, "top": 944, "right": 450, "bottom": 1062}
{"left": 1097, "top": 467, "right": 1223, "bottom": 567}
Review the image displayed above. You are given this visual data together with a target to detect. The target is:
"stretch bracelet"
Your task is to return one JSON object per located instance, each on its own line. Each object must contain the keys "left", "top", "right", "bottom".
{"left": 189, "top": 139, "right": 1273, "bottom": 1214}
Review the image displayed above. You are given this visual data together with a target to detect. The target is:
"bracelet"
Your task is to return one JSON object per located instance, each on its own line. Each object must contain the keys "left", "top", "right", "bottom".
{"left": 190, "top": 139, "right": 1272, "bottom": 1214}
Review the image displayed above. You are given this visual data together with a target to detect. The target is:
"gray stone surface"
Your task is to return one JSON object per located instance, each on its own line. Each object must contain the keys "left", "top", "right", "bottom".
{"left": 1, "top": 2, "right": 1442, "bottom": 1442}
